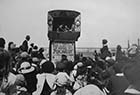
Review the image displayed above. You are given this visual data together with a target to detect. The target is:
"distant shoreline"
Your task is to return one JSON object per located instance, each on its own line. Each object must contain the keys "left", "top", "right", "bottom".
{"left": 43, "top": 47, "right": 128, "bottom": 49}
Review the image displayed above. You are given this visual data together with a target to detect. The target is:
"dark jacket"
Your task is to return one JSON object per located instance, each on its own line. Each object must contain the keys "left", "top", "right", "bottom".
{"left": 100, "top": 46, "right": 111, "bottom": 60}
{"left": 23, "top": 70, "right": 37, "bottom": 94}
{"left": 22, "top": 40, "right": 28, "bottom": 52}
{"left": 107, "top": 74, "right": 129, "bottom": 95}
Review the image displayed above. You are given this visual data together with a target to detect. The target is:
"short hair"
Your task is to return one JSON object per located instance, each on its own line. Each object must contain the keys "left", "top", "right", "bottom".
{"left": 0, "top": 38, "right": 6, "bottom": 48}
{"left": 102, "top": 39, "right": 108, "bottom": 45}
{"left": 26, "top": 35, "right": 30, "bottom": 41}
{"left": 41, "top": 61, "right": 54, "bottom": 73}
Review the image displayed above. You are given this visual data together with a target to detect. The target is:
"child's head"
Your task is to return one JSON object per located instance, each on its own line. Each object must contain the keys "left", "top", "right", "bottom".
{"left": 41, "top": 61, "right": 54, "bottom": 73}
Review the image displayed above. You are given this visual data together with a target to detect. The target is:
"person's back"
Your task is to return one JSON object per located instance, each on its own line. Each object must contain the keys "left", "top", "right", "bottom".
{"left": 108, "top": 74, "right": 129, "bottom": 95}
{"left": 123, "top": 58, "right": 140, "bottom": 95}
{"left": 33, "top": 61, "right": 56, "bottom": 95}
{"left": 56, "top": 72, "right": 72, "bottom": 86}
{"left": 107, "top": 63, "right": 129, "bottom": 95}
{"left": 33, "top": 73, "right": 56, "bottom": 95}
{"left": 101, "top": 47, "right": 111, "bottom": 59}
{"left": 24, "top": 70, "right": 37, "bottom": 93}
{"left": 74, "top": 84, "right": 105, "bottom": 95}
{"left": 116, "top": 50, "right": 124, "bottom": 61}
{"left": 18, "top": 61, "right": 37, "bottom": 94}
{"left": 41, "top": 79, "right": 51, "bottom": 95}
{"left": 116, "top": 45, "right": 127, "bottom": 62}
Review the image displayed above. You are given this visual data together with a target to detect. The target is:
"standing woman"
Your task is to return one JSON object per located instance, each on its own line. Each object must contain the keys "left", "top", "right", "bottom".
{"left": 8, "top": 42, "right": 17, "bottom": 73}
{"left": 116, "top": 45, "right": 126, "bottom": 62}
{"left": 22, "top": 35, "right": 30, "bottom": 52}
{"left": 100, "top": 39, "right": 111, "bottom": 60}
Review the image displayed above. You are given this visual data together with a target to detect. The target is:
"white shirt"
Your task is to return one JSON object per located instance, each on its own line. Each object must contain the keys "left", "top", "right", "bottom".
{"left": 55, "top": 72, "right": 73, "bottom": 86}
{"left": 74, "top": 84, "right": 105, "bottom": 95}
{"left": 70, "top": 70, "right": 77, "bottom": 81}
{"left": 33, "top": 73, "right": 56, "bottom": 95}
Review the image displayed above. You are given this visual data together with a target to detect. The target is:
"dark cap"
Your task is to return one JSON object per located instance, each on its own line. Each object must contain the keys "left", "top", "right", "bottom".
{"left": 102, "top": 39, "right": 108, "bottom": 45}
{"left": 26, "top": 35, "right": 30, "bottom": 41}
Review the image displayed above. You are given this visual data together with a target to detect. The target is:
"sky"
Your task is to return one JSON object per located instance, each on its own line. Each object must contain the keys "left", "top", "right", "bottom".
{"left": 0, "top": 0, "right": 140, "bottom": 48}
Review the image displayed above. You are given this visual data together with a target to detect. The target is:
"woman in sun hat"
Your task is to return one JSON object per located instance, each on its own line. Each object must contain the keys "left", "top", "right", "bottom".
{"left": 15, "top": 52, "right": 31, "bottom": 72}
{"left": 18, "top": 61, "right": 35, "bottom": 74}
{"left": 18, "top": 61, "right": 37, "bottom": 94}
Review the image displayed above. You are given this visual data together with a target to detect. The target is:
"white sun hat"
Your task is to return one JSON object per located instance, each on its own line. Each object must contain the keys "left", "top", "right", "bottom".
{"left": 18, "top": 62, "right": 35, "bottom": 74}
{"left": 77, "top": 62, "right": 83, "bottom": 67}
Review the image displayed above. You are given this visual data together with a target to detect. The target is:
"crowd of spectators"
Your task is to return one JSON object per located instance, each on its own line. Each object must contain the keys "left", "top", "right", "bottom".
{"left": 0, "top": 36, "right": 140, "bottom": 95}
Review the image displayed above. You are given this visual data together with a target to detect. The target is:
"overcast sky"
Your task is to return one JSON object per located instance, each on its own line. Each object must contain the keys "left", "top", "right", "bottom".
{"left": 0, "top": 0, "right": 140, "bottom": 48}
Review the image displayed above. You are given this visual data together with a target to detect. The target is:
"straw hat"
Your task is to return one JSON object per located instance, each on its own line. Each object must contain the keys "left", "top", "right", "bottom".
{"left": 20, "top": 52, "right": 29, "bottom": 58}
{"left": 77, "top": 62, "right": 83, "bottom": 67}
{"left": 18, "top": 62, "right": 35, "bottom": 74}
{"left": 32, "top": 57, "right": 40, "bottom": 63}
